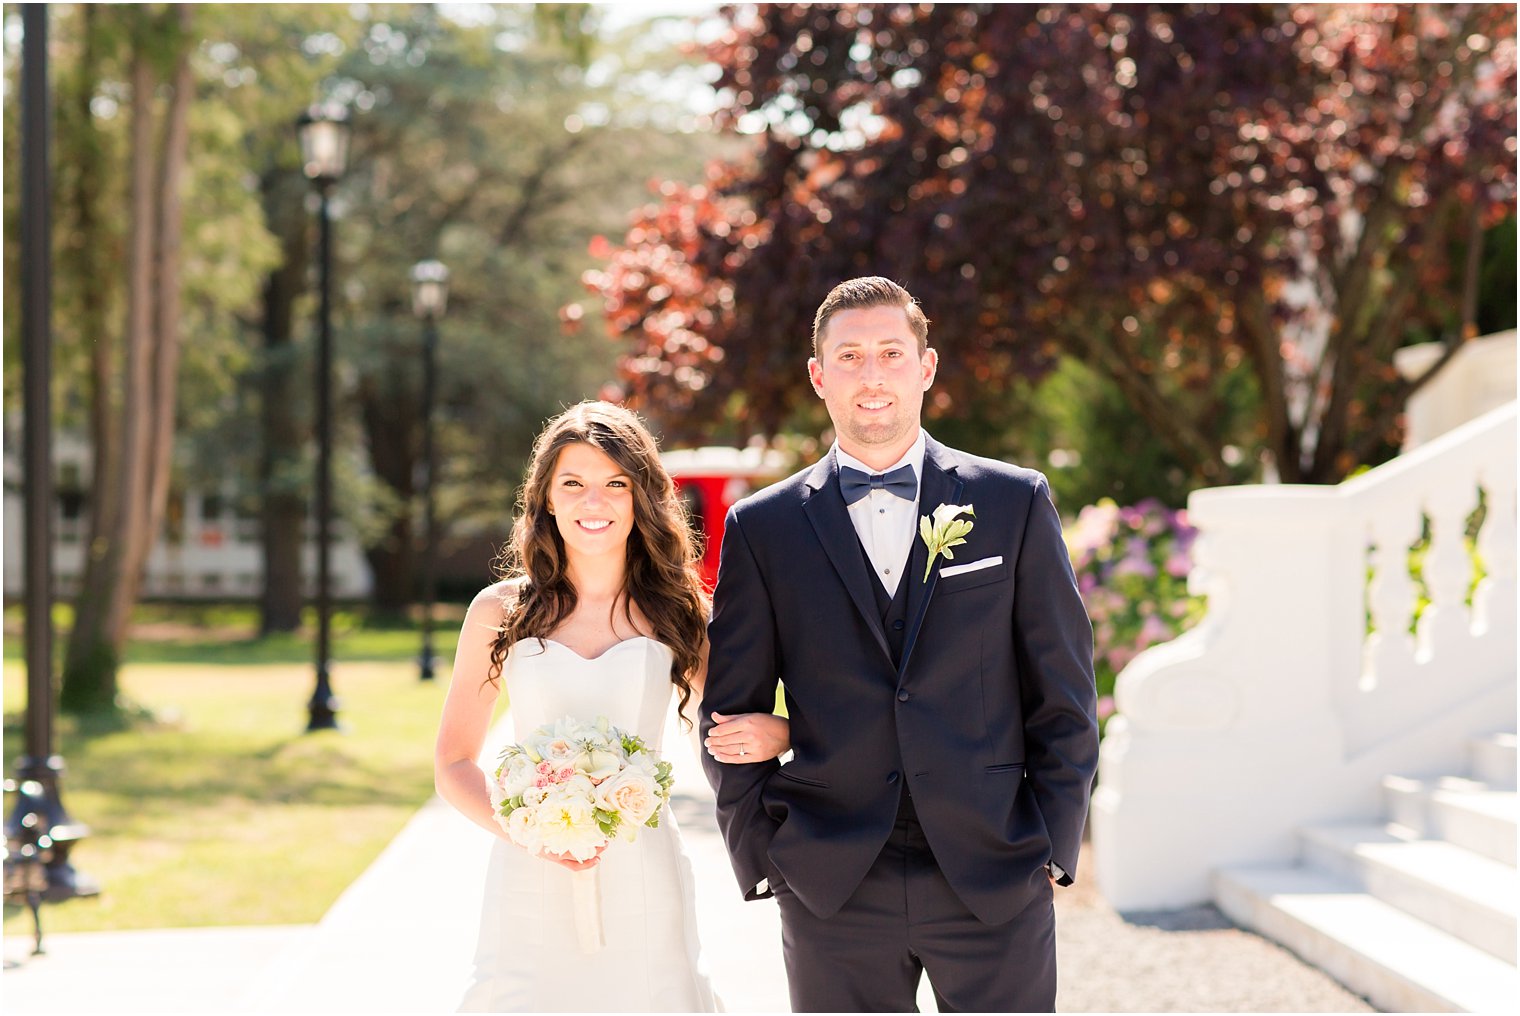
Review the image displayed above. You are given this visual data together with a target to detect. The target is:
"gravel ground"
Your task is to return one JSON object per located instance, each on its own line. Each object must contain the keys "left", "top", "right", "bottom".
{"left": 1054, "top": 849, "right": 1376, "bottom": 1012}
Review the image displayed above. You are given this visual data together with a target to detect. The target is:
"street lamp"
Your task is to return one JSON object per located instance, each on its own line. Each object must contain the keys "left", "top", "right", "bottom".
{"left": 411, "top": 260, "right": 449, "bottom": 682}
{"left": 296, "top": 102, "right": 351, "bottom": 731}
{"left": 5, "top": 2, "right": 99, "bottom": 955}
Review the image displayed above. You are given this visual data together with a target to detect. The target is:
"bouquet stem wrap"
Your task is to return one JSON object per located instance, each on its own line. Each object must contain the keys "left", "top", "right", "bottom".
{"left": 572, "top": 867, "right": 604, "bottom": 954}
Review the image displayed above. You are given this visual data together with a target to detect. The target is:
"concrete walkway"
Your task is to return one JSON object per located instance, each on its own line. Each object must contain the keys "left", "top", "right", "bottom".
{"left": 3, "top": 711, "right": 809, "bottom": 1013}
{"left": 4, "top": 709, "right": 1369, "bottom": 1013}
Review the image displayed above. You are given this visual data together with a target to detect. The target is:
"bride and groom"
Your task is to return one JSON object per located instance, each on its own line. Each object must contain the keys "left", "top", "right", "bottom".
{"left": 435, "top": 277, "right": 1100, "bottom": 1012}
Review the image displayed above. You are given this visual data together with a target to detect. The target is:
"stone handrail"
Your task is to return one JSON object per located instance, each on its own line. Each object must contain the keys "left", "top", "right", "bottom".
{"left": 1091, "top": 402, "right": 1516, "bottom": 910}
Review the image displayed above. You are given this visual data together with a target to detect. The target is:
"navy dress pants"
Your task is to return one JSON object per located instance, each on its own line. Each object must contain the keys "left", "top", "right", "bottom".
{"left": 773, "top": 791, "right": 1057, "bottom": 1013}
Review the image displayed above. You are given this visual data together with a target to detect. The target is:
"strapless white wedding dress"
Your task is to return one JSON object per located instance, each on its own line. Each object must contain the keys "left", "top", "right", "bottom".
{"left": 456, "top": 636, "right": 720, "bottom": 1013}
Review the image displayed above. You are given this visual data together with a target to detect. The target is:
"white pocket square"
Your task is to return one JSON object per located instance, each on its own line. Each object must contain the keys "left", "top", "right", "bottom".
{"left": 939, "top": 555, "right": 1003, "bottom": 578}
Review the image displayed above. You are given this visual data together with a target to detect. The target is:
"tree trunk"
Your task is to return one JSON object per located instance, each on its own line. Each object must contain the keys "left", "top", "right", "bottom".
{"left": 364, "top": 524, "right": 416, "bottom": 617}
{"left": 121, "top": 5, "right": 192, "bottom": 617}
{"left": 61, "top": 7, "right": 194, "bottom": 713}
{"left": 358, "top": 365, "right": 418, "bottom": 616}
{"left": 258, "top": 169, "right": 311, "bottom": 634}
{"left": 60, "top": 5, "right": 122, "bottom": 711}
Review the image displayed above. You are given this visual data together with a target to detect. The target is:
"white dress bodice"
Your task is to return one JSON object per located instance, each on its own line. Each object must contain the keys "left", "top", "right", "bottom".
{"left": 504, "top": 636, "right": 676, "bottom": 753}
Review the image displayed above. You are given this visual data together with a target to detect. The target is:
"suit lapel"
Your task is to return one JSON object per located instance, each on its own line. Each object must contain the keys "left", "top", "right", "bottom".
{"left": 802, "top": 449, "right": 892, "bottom": 661}
{"left": 898, "top": 438, "right": 964, "bottom": 678}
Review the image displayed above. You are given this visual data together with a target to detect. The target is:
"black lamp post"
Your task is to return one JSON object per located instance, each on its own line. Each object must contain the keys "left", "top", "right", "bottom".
{"left": 410, "top": 260, "right": 449, "bottom": 681}
{"left": 296, "top": 102, "right": 351, "bottom": 731}
{"left": 4, "top": 3, "right": 99, "bottom": 956}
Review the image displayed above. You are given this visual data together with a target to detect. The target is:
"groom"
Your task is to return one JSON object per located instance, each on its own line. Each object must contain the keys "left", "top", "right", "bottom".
{"left": 700, "top": 277, "right": 1099, "bottom": 1012}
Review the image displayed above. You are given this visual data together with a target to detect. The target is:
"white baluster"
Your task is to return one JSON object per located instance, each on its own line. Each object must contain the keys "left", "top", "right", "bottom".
{"left": 1362, "top": 511, "right": 1423, "bottom": 689}
{"left": 1473, "top": 481, "right": 1517, "bottom": 638}
{"left": 1416, "top": 487, "right": 1480, "bottom": 660}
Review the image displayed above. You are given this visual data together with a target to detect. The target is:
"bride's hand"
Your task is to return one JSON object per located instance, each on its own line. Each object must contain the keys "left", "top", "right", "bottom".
{"left": 706, "top": 711, "right": 790, "bottom": 764}
{"left": 534, "top": 843, "right": 607, "bottom": 871}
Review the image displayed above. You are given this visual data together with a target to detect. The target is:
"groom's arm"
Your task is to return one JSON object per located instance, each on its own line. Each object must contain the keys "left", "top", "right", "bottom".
{"left": 701, "top": 506, "right": 784, "bottom": 900}
{"left": 1011, "top": 473, "right": 1100, "bottom": 884}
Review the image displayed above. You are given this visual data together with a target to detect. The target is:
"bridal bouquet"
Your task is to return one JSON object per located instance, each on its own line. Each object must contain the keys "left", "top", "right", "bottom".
{"left": 489, "top": 715, "right": 674, "bottom": 952}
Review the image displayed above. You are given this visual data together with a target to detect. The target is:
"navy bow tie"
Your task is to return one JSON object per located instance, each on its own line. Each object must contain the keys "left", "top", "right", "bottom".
{"left": 839, "top": 464, "right": 918, "bottom": 505}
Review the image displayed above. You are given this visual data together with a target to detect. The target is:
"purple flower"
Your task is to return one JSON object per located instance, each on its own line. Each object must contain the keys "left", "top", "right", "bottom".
{"left": 1112, "top": 538, "right": 1157, "bottom": 579}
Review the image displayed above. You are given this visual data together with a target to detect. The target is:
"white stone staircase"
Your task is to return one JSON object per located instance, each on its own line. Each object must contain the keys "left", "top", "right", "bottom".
{"left": 1214, "top": 731, "right": 1518, "bottom": 1012}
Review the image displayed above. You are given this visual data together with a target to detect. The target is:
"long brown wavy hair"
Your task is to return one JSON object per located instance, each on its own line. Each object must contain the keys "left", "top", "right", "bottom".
{"left": 486, "top": 401, "right": 708, "bottom": 724}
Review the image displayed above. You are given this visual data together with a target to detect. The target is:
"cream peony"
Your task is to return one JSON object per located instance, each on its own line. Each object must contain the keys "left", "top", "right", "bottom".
{"left": 535, "top": 783, "right": 606, "bottom": 860}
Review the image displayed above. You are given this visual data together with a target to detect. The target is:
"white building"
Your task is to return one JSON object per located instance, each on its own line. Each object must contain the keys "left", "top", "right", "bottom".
{"left": 2, "top": 423, "right": 372, "bottom": 601}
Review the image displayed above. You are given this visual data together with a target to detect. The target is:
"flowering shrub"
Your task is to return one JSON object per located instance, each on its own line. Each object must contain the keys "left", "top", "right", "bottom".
{"left": 1065, "top": 498, "right": 1206, "bottom": 732}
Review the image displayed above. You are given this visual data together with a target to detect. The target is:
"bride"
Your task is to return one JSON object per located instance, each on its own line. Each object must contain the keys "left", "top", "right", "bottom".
{"left": 435, "top": 400, "right": 790, "bottom": 1012}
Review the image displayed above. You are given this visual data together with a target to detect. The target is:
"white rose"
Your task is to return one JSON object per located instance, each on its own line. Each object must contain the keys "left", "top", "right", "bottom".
{"left": 497, "top": 757, "right": 534, "bottom": 799}
{"left": 521, "top": 784, "right": 549, "bottom": 807}
{"left": 594, "top": 767, "right": 661, "bottom": 834}
{"left": 505, "top": 806, "right": 543, "bottom": 853}
{"left": 538, "top": 736, "right": 580, "bottom": 765}
{"left": 625, "top": 750, "right": 660, "bottom": 779}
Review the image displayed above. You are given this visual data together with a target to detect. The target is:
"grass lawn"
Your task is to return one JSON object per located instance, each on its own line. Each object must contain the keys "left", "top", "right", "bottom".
{"left": 2, "top": 646, "right": 505, "bottom": 933}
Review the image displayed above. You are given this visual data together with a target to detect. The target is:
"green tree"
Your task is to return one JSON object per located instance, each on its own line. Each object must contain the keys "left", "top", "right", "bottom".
{"left": 4, "top": 4, "right": 283, "bottom": 712}
{"left": 318, "top": 5, "right": 726, "bottom": 610}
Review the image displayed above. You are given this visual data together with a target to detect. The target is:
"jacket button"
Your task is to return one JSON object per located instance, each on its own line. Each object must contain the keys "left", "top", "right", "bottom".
{"left": 892, "top": 619, "right": 905, "bottom": 631}
{"left": 897, "top": 690, "right": 910, "bottom": 702}
{"left": 887, "top": 771, "right": 900, "bottom": 784}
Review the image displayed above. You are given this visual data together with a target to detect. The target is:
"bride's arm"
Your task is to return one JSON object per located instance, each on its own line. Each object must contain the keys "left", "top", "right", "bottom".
{"left": 685, "top": 640, "right": 791, "bottom": 765}
{"left": 434, "top": 583, "right": 512, "bottom": 839}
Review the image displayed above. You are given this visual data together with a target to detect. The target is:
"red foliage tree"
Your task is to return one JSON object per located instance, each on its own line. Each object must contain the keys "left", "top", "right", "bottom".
{"left": 587, "top": 3, "right": 1515, "bottom": 483}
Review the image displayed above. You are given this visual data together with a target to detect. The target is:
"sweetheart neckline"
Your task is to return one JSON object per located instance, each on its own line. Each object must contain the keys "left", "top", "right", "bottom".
{"left": 510, "top": 634, "right": 668, "bottom": 663}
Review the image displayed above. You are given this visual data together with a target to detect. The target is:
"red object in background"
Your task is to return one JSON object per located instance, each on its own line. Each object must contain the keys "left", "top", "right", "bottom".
{"left": 662, "top": 448, "right": 788, "bottom": 589}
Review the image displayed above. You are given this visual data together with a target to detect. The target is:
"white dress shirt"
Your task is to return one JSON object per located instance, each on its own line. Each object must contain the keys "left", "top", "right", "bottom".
{"left": 836, "top": 431, "right": 926, "bottom": 599}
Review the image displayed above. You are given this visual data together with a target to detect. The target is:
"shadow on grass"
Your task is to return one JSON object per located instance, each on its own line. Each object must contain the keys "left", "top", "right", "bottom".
{"left": 2, "top": 602, "right": 466, "bottom": 667}
{"left": 3, "top": 708, "right": 432, "bottom": 827}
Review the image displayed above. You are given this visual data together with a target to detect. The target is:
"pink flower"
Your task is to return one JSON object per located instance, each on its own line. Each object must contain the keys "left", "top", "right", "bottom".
{"left": 1137, "top": 614, "right": 1172, "bottom": 646}
{"left": 557, "top": 766, "right": 576, "bottom": 783}
{"left": 536, "top": 761, "right": 554, "bottom": 776}
{"left": 1097, "top": 696, "right": 1116, "bottom": 720}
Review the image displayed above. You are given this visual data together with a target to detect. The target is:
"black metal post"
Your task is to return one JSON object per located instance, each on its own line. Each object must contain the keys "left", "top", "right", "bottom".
{"left": 6, "top": 3, "right": 98, "bottom": 955}
{"left": 418, "top": 314, "right": 439, "bottom": 681}
{"left": 307, "top": 185, "right": 339, "bottom": 730}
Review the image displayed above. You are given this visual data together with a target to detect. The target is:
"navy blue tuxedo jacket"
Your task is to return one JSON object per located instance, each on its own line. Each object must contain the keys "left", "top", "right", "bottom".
{"left": 700, "top": 435, "right": 1099, "bottom": 924}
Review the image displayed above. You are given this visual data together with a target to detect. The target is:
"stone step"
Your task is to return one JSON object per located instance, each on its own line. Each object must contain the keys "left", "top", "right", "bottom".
{"left": 1472, "top": 732, "right": 1517, "bottom": 791}
{"left": 1215, "top": 865, "right": 1519, "bottom": 1013}
{"left": 1382, "top": 775, "right": 1518, "bottom": 866}
{"left": 1300, "top": 823, "right": 1516, "bottom": 962}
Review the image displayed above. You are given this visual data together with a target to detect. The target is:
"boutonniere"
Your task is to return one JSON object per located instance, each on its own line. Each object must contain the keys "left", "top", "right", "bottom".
{"left": 920, "top": 503, "right": 975, "bottom": 582}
